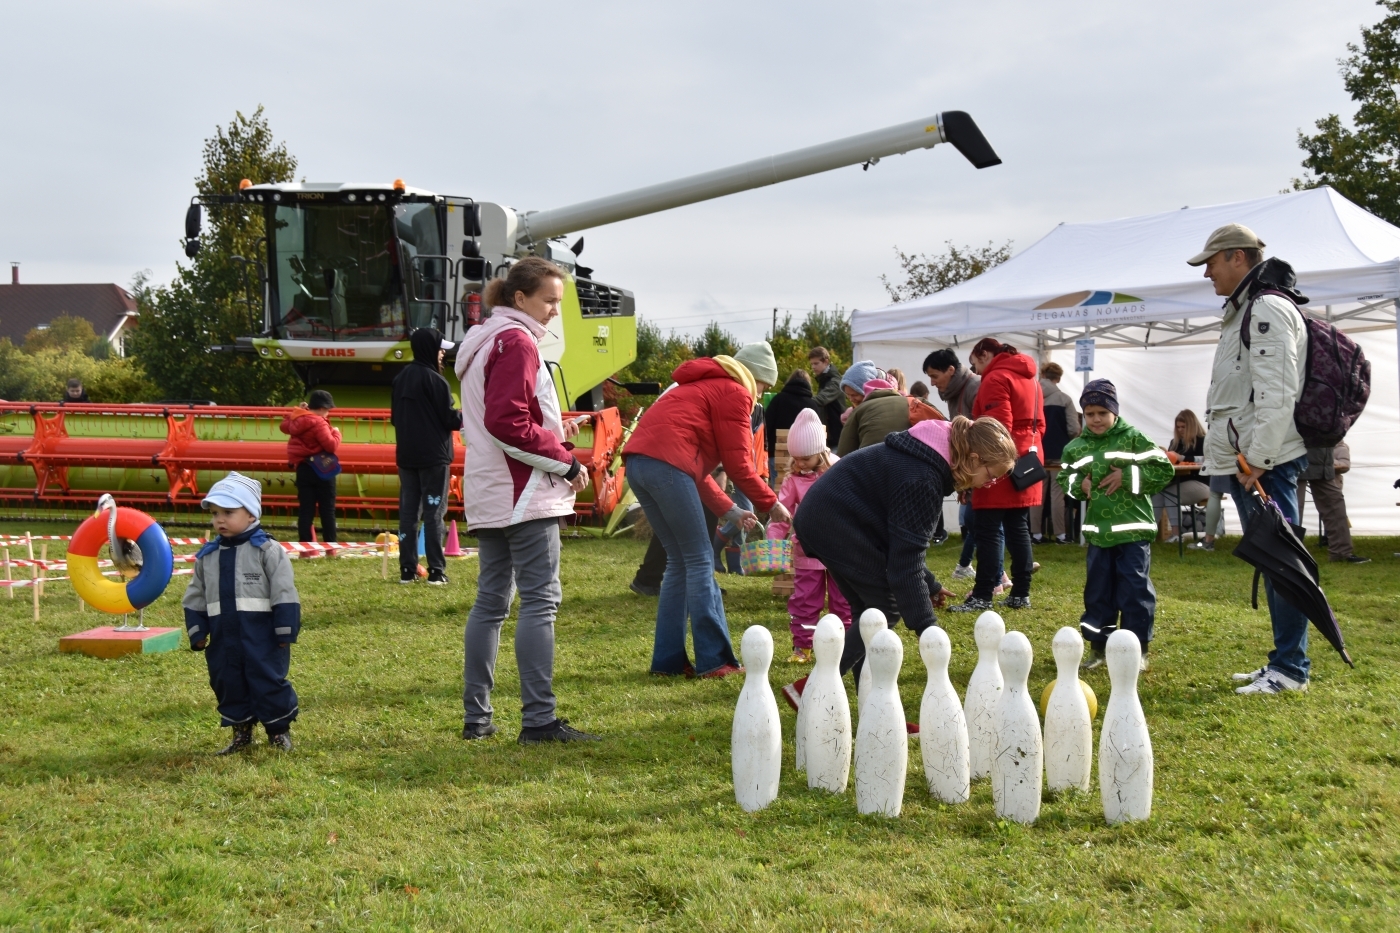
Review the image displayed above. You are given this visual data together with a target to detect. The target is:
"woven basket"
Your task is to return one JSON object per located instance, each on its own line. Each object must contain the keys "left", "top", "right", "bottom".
{"left": 741, "top": 539, "right": 792, "bottom": 576}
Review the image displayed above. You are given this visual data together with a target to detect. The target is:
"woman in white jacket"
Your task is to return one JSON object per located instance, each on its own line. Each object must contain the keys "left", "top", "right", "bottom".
{"left": 454, "top": 257, "right": 600, "bottom": 744}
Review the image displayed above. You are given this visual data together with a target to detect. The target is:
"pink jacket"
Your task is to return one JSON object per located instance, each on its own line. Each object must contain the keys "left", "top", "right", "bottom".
{"left": 765, "top": 456, "right": 839, "bottom": 571}
{"left": 454, "top": 307, "right": 582, "bottom": 530}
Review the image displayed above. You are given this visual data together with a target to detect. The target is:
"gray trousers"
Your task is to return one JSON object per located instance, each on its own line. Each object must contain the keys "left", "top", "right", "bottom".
{"left": 463, "top": 517, "right": 561, "bottom": 728}
{"left": 1297, "top": 474, "right": 1354, "bottom": 560}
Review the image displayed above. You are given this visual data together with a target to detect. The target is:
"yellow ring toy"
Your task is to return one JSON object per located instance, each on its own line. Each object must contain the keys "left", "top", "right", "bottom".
{"left": 68, "top": 508, "right": 174, "bottom": 613}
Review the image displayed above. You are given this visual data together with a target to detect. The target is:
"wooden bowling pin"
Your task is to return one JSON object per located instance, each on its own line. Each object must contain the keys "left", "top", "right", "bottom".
{"left": 732, "top": 626, "right": 782, "bottom": 812}
{"left": 803, "top": 614, "right": 852, "bottom": 794}
{"left": 1100, "top": 629, "right": 1153, "bottom": 824}
{"left": 796, "top": 613, "right": 841, "bottom": 773}
{"left": 963, "top": 610, "right": 1005, "bottom": 780}
{"left": 919, "top": 626, "right": 970, "bottom": 804}
{"left": 856, "top": 608, "right": 887, "bottom": 719}
{"left": 992, "top": 631, "right": 1042, "bottom": 824}
{"left": 855, "top": 628, "right": 908, "bottom": 816}
{"left": 1044, "top": 627, "right": 1093, "bottom": 792}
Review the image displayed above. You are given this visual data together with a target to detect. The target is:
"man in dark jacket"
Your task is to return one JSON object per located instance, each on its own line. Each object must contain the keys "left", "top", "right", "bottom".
{"left": 764, "top": 370, "right": 825, "bottom": 468}
{"left": 808, "top": 347, "right": 846, "bottom": 449}
{"left": 392, "top": 327, "right": 462, "bottom": 585}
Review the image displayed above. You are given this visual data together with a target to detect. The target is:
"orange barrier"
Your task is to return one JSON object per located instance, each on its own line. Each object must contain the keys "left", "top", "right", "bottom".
{"left": 0, "top": 402, "right": 626, "bottom": 522}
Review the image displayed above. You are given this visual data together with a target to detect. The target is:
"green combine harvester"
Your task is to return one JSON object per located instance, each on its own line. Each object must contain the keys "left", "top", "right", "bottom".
{"left": 1, "top": 111, "right": 1000, "bottom": 522}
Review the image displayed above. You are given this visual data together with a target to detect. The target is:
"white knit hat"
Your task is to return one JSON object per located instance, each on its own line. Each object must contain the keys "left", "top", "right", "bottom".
{"left": 787, "top": 409, "right": 827, "bottom": 458}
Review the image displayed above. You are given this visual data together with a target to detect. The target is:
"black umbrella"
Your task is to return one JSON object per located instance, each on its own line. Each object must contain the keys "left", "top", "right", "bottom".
{"left": 1231, "top": 460, "right": 1354, "bottom": 668}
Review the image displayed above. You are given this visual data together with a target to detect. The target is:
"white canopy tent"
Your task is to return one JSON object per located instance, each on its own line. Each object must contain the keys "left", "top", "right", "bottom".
{"left": 853, "top": 188, "right": 1400, "bottom": 535}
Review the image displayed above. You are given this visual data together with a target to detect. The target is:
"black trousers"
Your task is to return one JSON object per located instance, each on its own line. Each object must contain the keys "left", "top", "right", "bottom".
{"left": 398, "top": 464, "right": 451, "bottom": 574}
{"left": 1081, "top": 540, "right": 1156, "bottom": 650}
{"left": 295, "top": 461, "right": 337, "bottom": 542}
{"left": 971, "top": 506, "right": 1033, "bottom": 600}
{"left": 826, "top": 566, "right": 939, "bottom": 689}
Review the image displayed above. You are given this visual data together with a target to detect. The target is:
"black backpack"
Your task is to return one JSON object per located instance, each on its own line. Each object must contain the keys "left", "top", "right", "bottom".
{"left": 1240, "top": 258, "right": 1371, "bottom": 448}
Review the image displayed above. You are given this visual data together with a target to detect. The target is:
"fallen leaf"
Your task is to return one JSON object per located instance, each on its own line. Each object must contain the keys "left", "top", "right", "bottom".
{"left": 404, "top": 884, "right": 420, "bottom": 897}
{"left": 326, "top": 833, "right": 338, "bottom": 845}
{"left": 736, "top": 829, "right": 747, "bottom": 838}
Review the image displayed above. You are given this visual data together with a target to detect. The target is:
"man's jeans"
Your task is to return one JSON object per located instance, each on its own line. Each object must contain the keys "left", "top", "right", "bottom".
{"left": 1230, "top": 453, "right": 1311, "bottom": 683}
{"left": 627, "top": 455, "right": 739, "bottom": 675}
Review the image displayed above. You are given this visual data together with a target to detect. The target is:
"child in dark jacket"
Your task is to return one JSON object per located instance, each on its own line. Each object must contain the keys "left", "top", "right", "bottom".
{"left": 1058, "top": 380, "right": 1173, "bottom": 671}
{"left": 183, "top": 472, "right": 303, "bottom": 754}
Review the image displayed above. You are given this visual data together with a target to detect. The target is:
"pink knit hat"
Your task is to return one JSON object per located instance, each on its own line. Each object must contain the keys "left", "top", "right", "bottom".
{"left": 787, "top": 408, "right": 827, "bottom": 458}
{"left": 862, "top": 378, "right": 896, "bottom": 394}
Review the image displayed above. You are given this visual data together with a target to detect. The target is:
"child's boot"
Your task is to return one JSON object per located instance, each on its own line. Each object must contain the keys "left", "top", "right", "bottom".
{"left": 267, "top": 728, "right": 293, "bottom": 751}
{"left": 217, "top": 722, "right": 254, "bottom": 755}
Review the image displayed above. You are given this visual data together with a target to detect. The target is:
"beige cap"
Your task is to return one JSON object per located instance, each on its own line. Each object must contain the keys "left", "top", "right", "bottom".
{"left": 1187, "top": 223, "right": 1266, "bottom": 266}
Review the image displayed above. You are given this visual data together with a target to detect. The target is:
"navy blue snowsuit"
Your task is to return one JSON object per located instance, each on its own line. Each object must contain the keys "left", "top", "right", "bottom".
{"left": 183, "top": 526, "right": 302, "bottom": 733}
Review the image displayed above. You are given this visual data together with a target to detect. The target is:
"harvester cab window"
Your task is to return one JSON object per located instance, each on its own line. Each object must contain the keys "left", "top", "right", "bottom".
{"left": 271, "top": 203, "right": 403, "bottom": 340}
{"left": 393, "top": 202, "right": 446, "bottom": 332}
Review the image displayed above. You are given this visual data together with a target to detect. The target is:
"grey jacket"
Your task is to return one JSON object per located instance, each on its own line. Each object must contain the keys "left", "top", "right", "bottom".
{"left": 1204, "top": 276, "right": 1308, "bottom": 474}
{"left": 938, "top": 368, "right": 981, "bottom": 420}
{"left": 183, "top": 527, "right": 301, "bottom": 645}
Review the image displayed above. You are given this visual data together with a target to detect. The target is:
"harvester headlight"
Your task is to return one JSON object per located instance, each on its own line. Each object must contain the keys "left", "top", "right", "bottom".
{"left": 260, "top": 347, "right": 269, "bottom": 356}
{"left": 347, "top": 193, "right": 357, "bottom": 202}
{"left": 275, "top": 348, "right": 284, "bottom": 357}
{"left": 272, "top": 192, "right": 281, "bottom": 202}
{"left": 377, "top": 193, "right": 386, "bottom": 202}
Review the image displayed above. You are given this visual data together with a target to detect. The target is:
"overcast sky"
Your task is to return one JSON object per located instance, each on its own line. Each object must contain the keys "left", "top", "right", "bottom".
{"left": 0, "top": 0, "right": 1383, "bottom": 343}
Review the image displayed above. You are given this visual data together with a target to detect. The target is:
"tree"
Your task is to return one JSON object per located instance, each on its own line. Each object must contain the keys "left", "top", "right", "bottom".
{"left": 880, "top": 240, "right": 1013, "bottom": 303}
{"left": 128, "top": 107, "right": 304, "bottom": 404}
{"left": 770, "top": 306, "right": 852, "bottom": 383}
{"left": 1295, "top": 1, "right": 1400, "bottom": 224}
{"left": 695, "top": 320, "right": 739, "bottom": 358}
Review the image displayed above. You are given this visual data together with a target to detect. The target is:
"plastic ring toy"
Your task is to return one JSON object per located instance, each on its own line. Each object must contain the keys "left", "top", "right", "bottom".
{"left": 68, "top": 508, "right": 174, "bottom": 614}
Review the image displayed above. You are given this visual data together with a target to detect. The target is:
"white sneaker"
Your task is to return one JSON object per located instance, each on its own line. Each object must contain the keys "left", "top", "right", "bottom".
{"left": 1230, "top": 666, "right": 1269, "bottom": 683}
{"left": 951, "top": 564, "right": 975, "bottom": 580}
{"left": 1236, "top": 671, "right": 1308, "bottom": 695}
{"left": 1163, "top": 533, "right": 1180, "bottom": 544}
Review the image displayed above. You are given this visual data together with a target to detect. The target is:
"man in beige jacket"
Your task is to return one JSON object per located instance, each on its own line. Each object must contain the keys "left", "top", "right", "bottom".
{"left": 1192, "top": 223, "right": 1312, "bottom": 697}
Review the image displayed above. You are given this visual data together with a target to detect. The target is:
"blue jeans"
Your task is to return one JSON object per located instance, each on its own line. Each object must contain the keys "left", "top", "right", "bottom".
{"left": 1080, "top": 540, "right": 1156, "bottom": 650}
{"left": 1230, "top": 454, "right": 1311, "bottom": 683}
{"left": 627, "top": 455, "right": 739, "bottom": 675}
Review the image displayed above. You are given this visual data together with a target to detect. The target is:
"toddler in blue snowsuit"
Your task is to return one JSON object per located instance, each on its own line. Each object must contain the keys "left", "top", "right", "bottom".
{"left": 184, "top": 472, "right": 302, "bottom": 753}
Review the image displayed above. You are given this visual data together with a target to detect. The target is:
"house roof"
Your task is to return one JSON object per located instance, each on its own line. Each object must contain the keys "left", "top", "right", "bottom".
{"left": 0, "top": 284, "right": 138, "bottom": 345}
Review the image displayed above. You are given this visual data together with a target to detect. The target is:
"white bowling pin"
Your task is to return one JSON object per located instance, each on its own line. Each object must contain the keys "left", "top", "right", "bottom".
{"left": 1044, "top": 627, "right": 1093, "bottom": 792}
{"left": 732, "top": 626, "right": 782, "bottom": 812}
{"left": 919, "top": 626, "right": 970, "bottom": 804}
{"left": 1100, "top": 629, "right": 1153, "bottom": 824}
{"left": 857, "top": 608, "right": 887, "bottom": 719}
{"left": 963, "top": 611, "right": 1005, "bottom": 780}
{"left": 803, "top": 614, "right": 852, "bottom": 794}
{"left": 992, "top": 631, "right": 1042, "bottom": 824}
{"left": 855, "top": 628, "right": 908, "bottom": 816}
{"left": 796, "top": 613, "right": 841, "bottom": 772}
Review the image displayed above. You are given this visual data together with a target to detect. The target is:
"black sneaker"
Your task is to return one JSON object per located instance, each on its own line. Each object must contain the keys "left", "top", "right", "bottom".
{"left": 998, "top": 595, "right": 1031, "bottom": 609}
{"left": 398, "top": 568, "right": 417, "bottom": 584}
{"left": 268, "top": 731, "right": 293, "bottom": 751}
{"left": 629, "top": 580, "right": 661, "bottom": 597}
{"left": 217, "top": 722, "right": 254, "bottom": 755}
{"left": 1337, "top": 555, "right": 1372, "bottom": 564}
{"left": 517, "top": 718, "right": 601, "bottom": 745}
{"left": 931, "top": 529, "right": 949, "bottom": 546}
{"left": 461, "top": 722, "right": 498, "bottom": 741}
{"left": 948, "top": 596, "right": 994, "bottom": 613}
{"left": 427, "top": 569, "right": 449, "bottom": 585}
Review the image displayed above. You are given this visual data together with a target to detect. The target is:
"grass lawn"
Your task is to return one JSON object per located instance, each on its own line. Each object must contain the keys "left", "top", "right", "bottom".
{"left": 0, "top": 522, "right": 1397, "bottom": 931}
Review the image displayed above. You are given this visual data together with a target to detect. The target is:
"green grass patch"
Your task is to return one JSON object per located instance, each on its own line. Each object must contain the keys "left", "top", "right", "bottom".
{"left": 1, "top": 523, "right": 1397, "bottom": 930}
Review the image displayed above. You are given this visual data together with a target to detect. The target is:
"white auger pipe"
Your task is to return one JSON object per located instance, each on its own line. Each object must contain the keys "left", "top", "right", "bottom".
{"left": 517, "top": 110, "right": 1000, "bottom": 244}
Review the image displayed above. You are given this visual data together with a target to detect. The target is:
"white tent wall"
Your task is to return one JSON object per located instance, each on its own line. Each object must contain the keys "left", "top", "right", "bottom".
{"left": 856, "top": 326, "right": 1399, "bottom": 535}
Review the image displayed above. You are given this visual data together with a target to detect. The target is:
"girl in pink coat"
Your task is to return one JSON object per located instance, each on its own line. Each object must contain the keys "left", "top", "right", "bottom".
{"left": 766, "top": 408, "right": 851, "bottom": 663}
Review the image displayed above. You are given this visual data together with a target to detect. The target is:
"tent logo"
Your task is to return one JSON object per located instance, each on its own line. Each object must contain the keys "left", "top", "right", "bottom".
{"left": 1032, "top": 290, "right": 1147, "bottom": 321}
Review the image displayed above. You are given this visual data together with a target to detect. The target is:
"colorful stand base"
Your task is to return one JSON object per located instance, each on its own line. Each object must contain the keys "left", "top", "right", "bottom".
{"left": 59, "top": 626, "right": 181, "bottom": 659}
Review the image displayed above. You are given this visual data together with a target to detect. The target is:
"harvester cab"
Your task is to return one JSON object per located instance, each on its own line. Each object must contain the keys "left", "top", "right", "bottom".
{"left": 185, "top": 110, "right": 1001, "bottom": 411}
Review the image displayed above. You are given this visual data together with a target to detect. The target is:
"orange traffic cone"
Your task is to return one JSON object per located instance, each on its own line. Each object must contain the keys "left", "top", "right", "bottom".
{"left": 444, "top": 520, "right": 465, "bottom": 557}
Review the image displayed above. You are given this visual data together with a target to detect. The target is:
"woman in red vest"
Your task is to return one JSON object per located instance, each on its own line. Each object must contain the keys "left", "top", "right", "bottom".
{"left": 949, "top": 338, "right": 1044, "bottom": 613}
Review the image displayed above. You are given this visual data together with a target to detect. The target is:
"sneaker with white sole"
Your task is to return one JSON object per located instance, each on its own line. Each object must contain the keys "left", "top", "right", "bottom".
{"left": 949, "top": 596, "right": 994, "bottom": 613}
{"left": 1235, "top": 670, "right": 1307, "bottom": 695}
{"left": 951, "top": 563, "right": 975, "bottom": 581}
{"left": 1230, "top": 666, "right": 1270, "bottom": 683}
{"left": 997, "top": 595, "right": 1031, "bottom": 610}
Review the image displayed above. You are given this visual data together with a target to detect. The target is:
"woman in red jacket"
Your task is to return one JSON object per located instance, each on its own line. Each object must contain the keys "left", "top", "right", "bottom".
{"left": 625, "top": 356, "right": 791, "bottom": 678}
{"left": 280, "top": 389, "right": 342, "bottom": 543}
{"left": 949, "top": 338, "right": 1044, "bottom": 612}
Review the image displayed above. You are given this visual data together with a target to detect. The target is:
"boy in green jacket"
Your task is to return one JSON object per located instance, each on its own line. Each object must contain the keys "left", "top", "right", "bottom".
{"left": 1059, "top": 380, "right": 1174, "bottom": 671}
